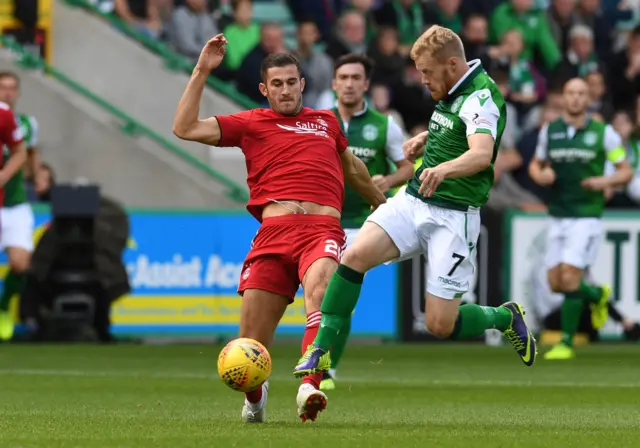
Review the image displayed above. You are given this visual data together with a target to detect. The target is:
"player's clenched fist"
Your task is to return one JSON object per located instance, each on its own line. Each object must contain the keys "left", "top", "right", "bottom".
{"left": 402, "top": 131, "right": 428, "bottom": 163}
{"left": 418, "top": 166, "right": 445, "bottom": 197}
{"left": 196, "top": 34, "right": 228, "bottom": 72}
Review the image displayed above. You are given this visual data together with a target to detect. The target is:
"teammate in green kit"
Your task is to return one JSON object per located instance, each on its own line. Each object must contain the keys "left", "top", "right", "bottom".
{"left": 529, "top": 78, "right": 633, "bottom": 361}
{"left": 296, "top": 25, "right": 538, "bottom": 379}
{"left": 320, "top": 54, "right": 413, "bottom": 391}
{"left": 0, "top": 72, "right": 44, "bottom": 341}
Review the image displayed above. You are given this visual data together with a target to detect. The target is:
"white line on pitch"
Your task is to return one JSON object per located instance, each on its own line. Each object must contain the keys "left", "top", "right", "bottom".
{"left": 0, "top": 368, "right": 638, "bottom": 389}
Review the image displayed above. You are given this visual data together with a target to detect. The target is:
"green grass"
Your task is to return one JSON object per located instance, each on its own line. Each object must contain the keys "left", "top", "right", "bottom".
{"left": 1, "top": 343, "right": 639, "bottom": 447}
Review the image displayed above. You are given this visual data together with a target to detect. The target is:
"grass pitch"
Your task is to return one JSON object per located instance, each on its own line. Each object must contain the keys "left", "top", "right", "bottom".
{"left": 0, "top": 343, "right": 639, "bottom": 447}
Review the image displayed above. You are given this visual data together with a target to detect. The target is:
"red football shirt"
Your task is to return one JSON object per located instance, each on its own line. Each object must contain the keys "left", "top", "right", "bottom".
{"left": 0, "top": 103, "right": 24, "bottom": 206}
{"left": 216, "top": 107, "right": 348, "bottom": 222}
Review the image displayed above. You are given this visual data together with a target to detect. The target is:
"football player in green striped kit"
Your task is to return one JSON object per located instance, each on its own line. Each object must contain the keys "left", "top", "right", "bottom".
{"left": 0, "top": 72, "right": 45, "bottom": 341}
{"left": 320, "top": 54, "right": 413, "bottom": 390}
{"left": 529, "top": 78, "right": 633, "bottom": 360}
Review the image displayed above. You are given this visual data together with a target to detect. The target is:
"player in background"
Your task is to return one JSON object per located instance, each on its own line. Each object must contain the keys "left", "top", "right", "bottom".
{"left": 0, "top": 72, "right": 43, "bottom": 340}
{"left": 295, "top": 25, "right": 539, "bottom": 378}
{"left": 320, "top": 53, "right": 413, "bottom": 391}
{"left": 173, "top": 34, "right": 386, "bottom": 423}
{"left": 529, "top": 78, "right": 632, "bottom": 361}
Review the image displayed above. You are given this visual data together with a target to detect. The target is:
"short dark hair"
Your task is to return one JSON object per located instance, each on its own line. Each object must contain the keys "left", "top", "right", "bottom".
{"left": 260, "top": 53, "right": 302, "bottom": 82}
{"left": 465, "top": 13, "right": 487, "bottom": 25}
{"left": 231, "top": 0, "right": 251, "bottom": 12}
{"left": 334, "top": 53, "right": 374, "bottom": 80}
{"left": 0, "top": 71, "right": 19, "bottom": 86}
{"left": 489, "top": 68, "right": 509, "bottom": 85}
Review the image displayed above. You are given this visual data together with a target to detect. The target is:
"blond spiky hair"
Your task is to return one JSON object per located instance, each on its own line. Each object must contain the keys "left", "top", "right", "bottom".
{"left": 410, "top": 25, "right": 466, "bottom": 61}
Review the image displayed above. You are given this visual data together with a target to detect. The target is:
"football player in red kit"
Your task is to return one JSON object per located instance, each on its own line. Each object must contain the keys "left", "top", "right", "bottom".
{"left": 173, "top": 34, "right": 386, "bottom": 423}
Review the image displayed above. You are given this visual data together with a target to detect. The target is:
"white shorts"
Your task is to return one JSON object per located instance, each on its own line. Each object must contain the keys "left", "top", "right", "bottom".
{"left": 0, "top": 203, "right": 35, "bottom": 252}
{"left": 344, "top": 228, "right": 360, "bottom": 247}
{"left": 545, "top": 217, "right": 602, "bottom": 269}
{"left": 366, "top": 190, "right": 480, "bottom": 300}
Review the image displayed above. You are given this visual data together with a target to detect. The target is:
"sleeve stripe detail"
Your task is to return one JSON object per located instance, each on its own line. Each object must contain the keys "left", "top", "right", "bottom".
{"left": 607, "top": 146, "right": 626, "bottom": 163}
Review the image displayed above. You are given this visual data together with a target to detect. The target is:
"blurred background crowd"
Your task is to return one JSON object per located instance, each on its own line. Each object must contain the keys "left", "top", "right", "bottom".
{"left": 79, "top": 0, "right": 640, "bottom": 213}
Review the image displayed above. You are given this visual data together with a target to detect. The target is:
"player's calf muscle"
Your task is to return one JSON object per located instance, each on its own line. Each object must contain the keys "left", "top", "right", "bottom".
{"left": 239, "top": 289, "right": 288, "bottom": 348}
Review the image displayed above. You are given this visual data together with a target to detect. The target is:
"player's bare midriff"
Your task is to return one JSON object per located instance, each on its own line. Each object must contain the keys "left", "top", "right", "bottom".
{"left": 262, "top": 200, "right": 341, "bottom": 220}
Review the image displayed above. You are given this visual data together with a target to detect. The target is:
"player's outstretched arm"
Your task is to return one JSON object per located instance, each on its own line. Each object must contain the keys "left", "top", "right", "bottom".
{"left": 340, "top": 150, "right": 387, "bottom": 210}
{"left": 173, "top": 34, "right": 227, "bottom": 145}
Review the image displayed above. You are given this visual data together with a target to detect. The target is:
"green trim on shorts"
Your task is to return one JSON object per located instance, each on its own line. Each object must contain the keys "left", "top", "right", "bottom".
{"left": 464, "top": 214, "right": 468, "bottom": 244}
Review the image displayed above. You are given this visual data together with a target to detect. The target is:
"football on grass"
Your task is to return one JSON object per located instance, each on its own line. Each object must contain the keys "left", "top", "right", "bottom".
{"left": 217, "top": 338, "right": 272, "bottom": 392}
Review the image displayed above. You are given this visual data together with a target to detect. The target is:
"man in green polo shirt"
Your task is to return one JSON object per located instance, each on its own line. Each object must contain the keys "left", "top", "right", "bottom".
{"left": 0, "top": 72, "right": 44, "bottom": 341}
{"left": 490, "top": 0, "right": 561, "bottom": 71}
{"left": 320, "top": 53, "right": 413, "bottom": 390}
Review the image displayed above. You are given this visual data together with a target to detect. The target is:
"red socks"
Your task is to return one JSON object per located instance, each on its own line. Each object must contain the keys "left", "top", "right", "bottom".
{"left": 301, "top": 310, "right": 323, "bottom": 389}
{"left": 245, "top": 386, "right": 263, "bottom": 404}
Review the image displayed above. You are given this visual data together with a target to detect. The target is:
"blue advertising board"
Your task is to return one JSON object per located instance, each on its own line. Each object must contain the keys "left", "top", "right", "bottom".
{"left": 4, "top": 209, "right": 398, "bottom": 338}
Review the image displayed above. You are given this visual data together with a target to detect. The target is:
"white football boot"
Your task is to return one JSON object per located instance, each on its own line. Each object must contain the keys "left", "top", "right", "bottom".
{"left": 241, "top": 381, "right": 269, "bottom": 423}
{"left": 296, "top": 383, "right": 327, "bottom": 422}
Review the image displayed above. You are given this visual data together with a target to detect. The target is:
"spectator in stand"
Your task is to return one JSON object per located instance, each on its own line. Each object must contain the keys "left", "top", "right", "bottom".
{"left": 513, "top": 100, "right": 562, "bottom": 203}
{"left": 391, "top": 58, "right": 436, "bottom": 134}
{"left": 294, "top": 19, "right": 333, "bottom": 108}
{"left": 369, "top": 84, "right": 407, "bottom": 133}
{"left": 554, "top": 25, "right": 602, "bottom": 80}
{"left": 606, "top": 110, "right": 640, "bottom": 207}
{"left": 461, "top": 14, "right": 496, "bottom": 70}
{"left": 585, "top": 71, "right": 614, "bottom": 121}
{"left": 575, "top": 0, "right": 634, "bottom": 63}
{"left": 423, "top": 0, "right": 463, "bottom": 35}
{"left": 235, "top": 23, "right": 286, "bottom": 104}
{"left": 347, "top": 0, "right": 377, "bottom": 44}
{"left": 491, "top": 69, "right": 520, "bottom": 150}
{"left": 114, "top": 0, "right": 162, "bottom": 39}
{"left": 367, "top": 27, "right": 405, "bottom": 89}
{"left": 610, "top": 25, "right": 640, "bottom": 111}
{"left": 286, "top": 0, "right": 343, "bottom": 41}
{"left": 490, "top": 0, "right": 561, "bottom": 72}
{"left": 325, "top": 11, "right": 367, "bottom": 61}
{"left": 220, "top": 0, "right": 261, "bottom": 76}
{"left": 170, "top": 0, "right": 218, "bottom": 60}
{"left": 546, "top": 0, "right": 580, "bottom": 54}
{"left": 499, "top": 29, "right": 544, "bottom": 121}
{"left": 373, "top": 0, "right": 425, "bottom": 56}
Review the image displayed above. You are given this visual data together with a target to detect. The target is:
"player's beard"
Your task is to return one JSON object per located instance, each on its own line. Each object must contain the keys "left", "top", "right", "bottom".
{"left": 275, "top": 95, "right": 303, "bottom": 116}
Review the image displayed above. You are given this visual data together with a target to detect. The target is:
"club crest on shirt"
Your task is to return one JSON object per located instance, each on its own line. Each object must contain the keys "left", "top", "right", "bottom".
{"left": 583, "top": 131, "right": 597, "bottom": 146}
{"left": 362, "top": 124, "right": 378, "bottom": 141}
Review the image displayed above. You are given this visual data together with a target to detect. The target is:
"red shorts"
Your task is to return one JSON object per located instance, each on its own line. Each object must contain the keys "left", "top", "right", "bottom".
{"left": 238, "top": 214, "right": 346, "bottom": 303}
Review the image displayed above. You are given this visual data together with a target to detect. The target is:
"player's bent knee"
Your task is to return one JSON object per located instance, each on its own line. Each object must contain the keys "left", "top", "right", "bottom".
{"left": 559, "top": 265, "right": 581, "bottom": 291}
{"left": 341, "top": 223, "right": 399, "bottom": 272}
{"left": 239, "top": 289, "right": 289, "bottom": 348}
{"left": 547, "top": 268, "right": 562, "bottom": 292}
{"left": 8, "top": 250, "right": 30, "bottom": 273}
{"left": 425, "top": 314, "right": 455, "bottom": 339}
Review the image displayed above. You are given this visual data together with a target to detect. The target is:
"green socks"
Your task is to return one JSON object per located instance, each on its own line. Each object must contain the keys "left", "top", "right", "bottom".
{"left": 0, "top": 271, "right": 26, "bottom": 312}
{"left": 316, "top": 264, "right": 364, "bottom": 352}
{"left": 560, "top": 280, "right": 602, "bottom": 347}
{"left": 330, "top": 318, "right": 352, "bottom": 369}
{"left": 561, "top": 293, "right": 584, "bottom": 347}
{"left": 577, "top": 280, "right": 603, "bottom": 303}
{"left": 449, "top": 304, "right": 512, "bottom": 340}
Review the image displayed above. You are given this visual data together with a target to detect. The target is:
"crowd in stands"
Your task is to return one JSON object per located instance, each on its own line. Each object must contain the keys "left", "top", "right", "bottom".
{"left": 105, "top": 0, "right": 640, "bottom": 211}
